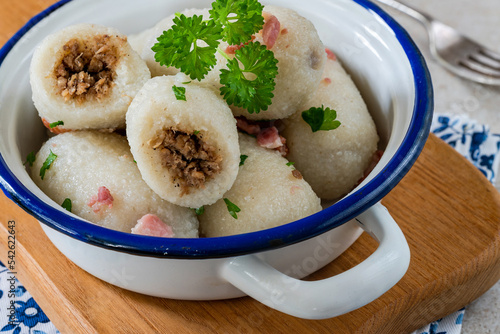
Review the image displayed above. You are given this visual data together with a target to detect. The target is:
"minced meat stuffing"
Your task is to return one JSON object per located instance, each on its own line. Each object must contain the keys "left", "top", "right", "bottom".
{"left": 55, "top": 35, "right": 123, "bottom": 102}
{"left": 149, "top": 128, "right": 222, "bottom": 195}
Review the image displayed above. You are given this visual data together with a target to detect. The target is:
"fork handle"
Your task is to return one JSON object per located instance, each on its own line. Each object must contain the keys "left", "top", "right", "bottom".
{"left": 374, "top": 0, "right": 434, "bottom": 27}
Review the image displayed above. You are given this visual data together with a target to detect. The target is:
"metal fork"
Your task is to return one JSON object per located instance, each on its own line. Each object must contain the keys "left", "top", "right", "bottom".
{"left": 374, "top": 0, "right": 500, "bottom": 85}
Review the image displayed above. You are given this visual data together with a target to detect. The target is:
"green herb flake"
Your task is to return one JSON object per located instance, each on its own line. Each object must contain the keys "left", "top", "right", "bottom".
{"left": 172, "top": 85, "right": 187, "bottom": 101}
{"left": 239, "top": 154, "right": 248, "bottom": 166}
{"left": 193, "top": 206, "right": 205, "bottom": 215}
{"left": 39, "top": 150, "right": 57, "bottom": 180}
{"left": 24, "top": 151, "right": 36, "bottom": 167}
{"left": 286, "top": 161, "right": 295, "bottom": 169}
{"left": 61, "top": 198, "right": 72, "bottom": 212}
{"left": 193, "top": 130, "right": 201, "bottom": 135}
{"left": 49, "top": 120, "right": 64, "bottom": 128}
{"left": 301, "top": 105, "right": 341, "bottom": 133}
{"left": 224, "top": 198, "right": 241, "bottom": 219}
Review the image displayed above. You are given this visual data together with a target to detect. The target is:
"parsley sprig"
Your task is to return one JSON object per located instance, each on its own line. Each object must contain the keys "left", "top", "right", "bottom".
{"left": 152, "top": 0, "right": 277, "bottom": 114}
{"left": 152, "top": 15, "right": 223, "bottom": 81}
{"left": 209, "top": 0, "right": 264, "bottom": 45}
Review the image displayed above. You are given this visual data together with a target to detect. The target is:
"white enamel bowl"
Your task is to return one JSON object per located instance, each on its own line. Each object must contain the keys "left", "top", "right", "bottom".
{"left": 0, "top": 0, "right": 432, "bottom": 320}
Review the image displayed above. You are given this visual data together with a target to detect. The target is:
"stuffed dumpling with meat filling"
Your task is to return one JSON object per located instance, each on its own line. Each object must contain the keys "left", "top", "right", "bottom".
{"left": 126, "top": 74, "right": 240, "bottom": 208}
{"left": 30, "top": 23, "right": 151, "bottom": 132}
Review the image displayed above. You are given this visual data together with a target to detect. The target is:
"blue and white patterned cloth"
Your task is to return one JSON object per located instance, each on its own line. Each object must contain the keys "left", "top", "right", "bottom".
{"left": 0, "top": 113, "right": 499, "bottom": 334}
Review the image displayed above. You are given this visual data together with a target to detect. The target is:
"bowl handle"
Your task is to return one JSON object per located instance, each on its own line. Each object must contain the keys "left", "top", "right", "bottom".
{"left": 220, "top": 202, "right": 410, "bottom": 319}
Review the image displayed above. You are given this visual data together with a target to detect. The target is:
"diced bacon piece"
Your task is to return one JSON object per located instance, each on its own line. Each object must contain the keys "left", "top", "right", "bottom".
{"left": 325, "top": 48, "right": 337, "bottom": 61}
{"left": 276, "top": 135, "right": 288, "bottom": 156}
{"left": 131, "top": 214, "right": 175, "bottom": 238}
{"left": 322, "top": 77, "right": 332, "bottom": 85}
{"left": 41, "top": 118, "right": 70, "bottom": 134}
{"left": 262, "top": 14, "right": 281, "bottom": 49}
{"left": 236, "top": 116, "right": 261, "bottom": 135}
{"left": 357, "top": 150, "right": 384, "bottom": 185}
{"left": 87, "top": 186, "right": 114, "bottom": 213}
{"left": 257, "top": 126, "right": 284, "bottom": 149}
{"left": 225, "top": 36, "right": 256, "bottom": 54}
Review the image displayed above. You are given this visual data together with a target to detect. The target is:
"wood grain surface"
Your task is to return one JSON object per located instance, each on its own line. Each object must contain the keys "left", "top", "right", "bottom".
{"left": 1, "top": 1, "right": 500, "bottom": 333}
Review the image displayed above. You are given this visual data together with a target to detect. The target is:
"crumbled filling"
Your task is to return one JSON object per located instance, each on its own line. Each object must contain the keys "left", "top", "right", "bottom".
{"left": 54, "top": 35, "right": 123, "bottom": 102}
{"left": 149, "top": 128, "right": 222, "bottom": 195}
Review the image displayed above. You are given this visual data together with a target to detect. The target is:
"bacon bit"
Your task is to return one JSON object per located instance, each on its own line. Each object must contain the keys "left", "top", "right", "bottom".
{"left": 356, "top": 150, "right": 384, "bottom": 185}
{"left": 290, "top": 185, "right": 302, "bottom": 195}
{"left": 225, "top": 36, "right": 256, "bottom": 54}
{"left": 322, "top": 77, "right": 332, "bottom": 85}
{"left": 262, "top": 14, "right": 281, "bottom": 49}
{"left": 236, "top": 116, "right": 261, "bottom": 135}
{"left": 291, "top": 169, "right": 303, "bottom": 179}
{"left": 325, "top": 48, "right": 337, "bottom": 61}
{"left": 281, "top": 28, "right": 288, "bottom": 35}
{"left": 257, "top": 126, "right": 284, "bottom": 149}
{"left": 87, "top": 186, "right": 114, "bottom": 213}
{"left": 276, "top": 135, "right": 288, "bottom": 156}
{"left": 131, "top": 214, "right": 175, "bottom": 238}
{"left": 41, "top": 118, "right": 71, "bottom": 134}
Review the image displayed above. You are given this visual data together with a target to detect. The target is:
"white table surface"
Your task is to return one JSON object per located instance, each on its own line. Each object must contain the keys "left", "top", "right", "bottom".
{"left": 376, "top": 0, "right": 500, "bottom": 333}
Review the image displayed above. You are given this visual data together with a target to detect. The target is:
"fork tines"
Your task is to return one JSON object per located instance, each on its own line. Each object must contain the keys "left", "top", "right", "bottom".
{"left": 460, "top": 47, "right": 500, "bottom": 78}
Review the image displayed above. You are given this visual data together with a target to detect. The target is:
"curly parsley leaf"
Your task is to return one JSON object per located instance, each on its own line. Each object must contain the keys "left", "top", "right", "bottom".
{"left": 220, "top": 41, "right": 278, "bottom": 113}
{"left": 40, "top": 150, "right": 57, "bottom": 180}
{"left": 61, "top": 198, "right": 72, "bottom": 212}
{"left": 24, "top": 151, "right": 36, "bottom": 167}
{"left": 172, "top": 85, "right": 187, "bottom": 101}
{"left": 301, "top": 106, "right": 341, "bottom": 132}
{"left": 224, "top": 198, "right": 241, "bottom": 219}
{"left": 210, "top": 0, "right": 264, "bottom": 45}
{"left": 152, "top": 14, "right": 223, "bottom": 81}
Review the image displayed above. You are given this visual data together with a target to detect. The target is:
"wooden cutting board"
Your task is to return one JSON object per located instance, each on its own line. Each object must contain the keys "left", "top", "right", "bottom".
{"left": 1, "top": 2, "right": 500, "bottom": 333}
{"left": 1, "top": 135, "right": 500, "bottom": 334}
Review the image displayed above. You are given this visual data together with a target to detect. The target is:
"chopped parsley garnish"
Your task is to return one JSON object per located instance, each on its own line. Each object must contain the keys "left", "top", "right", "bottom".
{"left": 49, "top": 120, "right": 64, "bottom": 128}
{"left": 193, "top": 130, "right": 201, "bottom": 135}
{"left": 239, "top": 154, "right": 248, "bottom": 166}
{"left": 40, "top": 150, "right": 57, "bottom": 180}
{"left": 224, "top": 198, "right": 241, "bottom": 219}
{"left": 61, "top": 198, "right": 72, "bottom": 212}
{"left": 152, "top": 0, "right": 277, "bottom": 114}
{"left": 301, "top": 106, "right": 341, "bottom": 133}
{"left": 172, "top": 85, "right": 187, "bottom": 101}
{"left": 193, "top": 206, "right": 205, "bottom": 215}
{"left": 209, "top": 0, "right": 265, "bottom": 45}
{"left": 24, "top": 151, "right": 36, "bottom": 167}
{"left": 286, "top": 161, "right": 295, "bottom": 168}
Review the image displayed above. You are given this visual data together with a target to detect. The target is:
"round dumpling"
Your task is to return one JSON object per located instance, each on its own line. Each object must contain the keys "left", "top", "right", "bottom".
{"left": 126, "top": 74, "right": 240, "bottom": 208}
{"left": 30, "top": 131, "right": 198, "bottom": 237}
{"left": 30, "top": 23, "right": 151, "bottom": 131}
{"left": 199, "top": 133, "right": 322, "bottom": 237}
{"left": 201, "top": 5, "right": 326, "bottom": 120}
{"left": 281, "top": 54, "right": 379, "bottom": 200}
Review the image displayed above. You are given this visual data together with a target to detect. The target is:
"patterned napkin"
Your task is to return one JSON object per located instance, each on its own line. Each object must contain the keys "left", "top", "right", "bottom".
{"left": 0, "top": 113, "right": 499, "bottom": 334}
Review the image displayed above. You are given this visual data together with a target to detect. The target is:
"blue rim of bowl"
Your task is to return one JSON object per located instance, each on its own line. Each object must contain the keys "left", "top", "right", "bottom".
{"left": 0, "top": 0, "right": 433, "bottom": 259}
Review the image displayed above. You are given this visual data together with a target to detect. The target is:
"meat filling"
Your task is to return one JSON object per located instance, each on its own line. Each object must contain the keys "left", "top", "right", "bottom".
{"left": 55, "top": 35, "right": 123, "bottom": 102}
{"left": 150, "top": 128, "right": 222, "bottom": 195}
